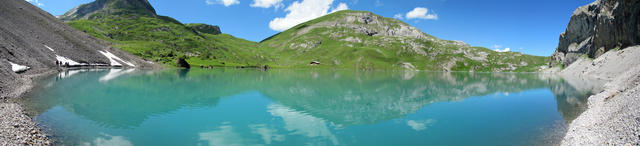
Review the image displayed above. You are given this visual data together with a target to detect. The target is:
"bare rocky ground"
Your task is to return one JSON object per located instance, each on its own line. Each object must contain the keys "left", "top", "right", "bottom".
{"left": 560, "top": 46, "right": 640, "bottom": 145}
{"left": 0, "top": 69, "right": 55, "bottom": 145}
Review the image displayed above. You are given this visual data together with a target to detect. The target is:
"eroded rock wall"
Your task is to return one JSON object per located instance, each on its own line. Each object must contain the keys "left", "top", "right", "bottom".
{"left": 552, "top": 0, "right": 640, "bottom": 67}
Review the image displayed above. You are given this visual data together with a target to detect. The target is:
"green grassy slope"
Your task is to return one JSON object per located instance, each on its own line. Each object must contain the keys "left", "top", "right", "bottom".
{"left": 259, "top": 10, "right": 549, "bottom": 72}
{"left": 64, "top": 3, "right": 547, "bottom": 71}
{"left": 67, "top": 13, "right": 268, "bottom": 67}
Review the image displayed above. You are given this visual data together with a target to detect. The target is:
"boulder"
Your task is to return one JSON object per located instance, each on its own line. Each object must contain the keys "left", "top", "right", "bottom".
{"left": 176, "top": 58, "right": 190, "bottom": 68}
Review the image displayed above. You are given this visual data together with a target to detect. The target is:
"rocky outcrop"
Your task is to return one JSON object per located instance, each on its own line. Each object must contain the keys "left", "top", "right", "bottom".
{"left": 186, "top": 23, "right": 221, "bottom": 35}
{"left": 59, "top": 0, "right": 157, "bottom": 21}
{"left": 551, "top": 0, "right": 640, "bottom": 67}
{"left": 553, "top": 0, "right": 640, "bottom": 144}
{"left": 293, "top": 11, "right": 434, "bottom": 41}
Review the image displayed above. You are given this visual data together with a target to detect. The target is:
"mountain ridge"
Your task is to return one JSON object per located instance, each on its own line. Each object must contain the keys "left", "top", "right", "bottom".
{"left": 61, "top": 0, "right": 548, "bottom": 71}
{"left": 259, "top": 10, "right": 548, "bottom": 71}
{"left": 63, "top": 0, "right": 267, "bottom": 67}
{"left": 59, "top": 0, "right": 156, "bottom": 21}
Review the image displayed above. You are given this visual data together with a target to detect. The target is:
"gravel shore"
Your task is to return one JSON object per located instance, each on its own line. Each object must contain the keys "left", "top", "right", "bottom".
{"left": 560, "top": 46, "right": 640, "bottom": 145}
{"left": 0, "top": 69, "right": 56, "bottom": 145}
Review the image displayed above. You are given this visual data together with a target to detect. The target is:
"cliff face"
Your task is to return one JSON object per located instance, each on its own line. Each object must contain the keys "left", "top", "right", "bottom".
{"left": 551, "top": 0, "right": 640, "bottom": 67}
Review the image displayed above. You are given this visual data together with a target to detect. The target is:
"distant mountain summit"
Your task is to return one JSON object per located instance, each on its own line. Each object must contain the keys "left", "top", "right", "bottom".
{"left": 59, "top": 0, "right": 156, "bottom": 21}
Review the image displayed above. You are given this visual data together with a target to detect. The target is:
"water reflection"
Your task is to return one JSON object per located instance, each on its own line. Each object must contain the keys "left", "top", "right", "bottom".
{"left": 21, "top": 69, "right": 602, "bottom": 145}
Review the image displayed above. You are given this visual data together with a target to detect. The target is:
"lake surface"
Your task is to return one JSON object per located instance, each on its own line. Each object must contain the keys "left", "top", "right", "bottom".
{"left": 21, "top": 69, "right": 597, "bottom": 145}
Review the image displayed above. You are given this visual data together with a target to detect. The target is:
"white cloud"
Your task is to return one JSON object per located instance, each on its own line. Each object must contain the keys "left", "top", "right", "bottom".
{"left": 91, "top": 134, "right": 133, "bottom": 146}
{"left": 407, "top": 119, "right": 435, "bottom": 131}
{"left": 268, "top": 0, "right": 349, "bottom": 31}
{"left": 330, "top": 3, "right": 349, "bottom": 13}
{"left": 393, "top": 13, "right": 403, "bottom": 20}
{"left": 251, "top": 0, "right": 285, "bottom": 9}
{"left": 206, "top": 0, "right": 240, "bottom": 7}
{"left": 492, "top": 45, "right": 503, "bottom": 49}
{"left": 406, "top": 7, "right": 438, "bottom": 20}
{"left": 249, "top": 124, "right": 285, "bottom": 144}
{"left": 199, "top": 125, "right": 244, "bottom": 146}
{"left": 495, "top": 47, "right": 511, "bottom": 52}
{"left": 375, "top": 0, "right": 383, "bottom": 7}
{"left": 267, "top": 104, "right": 339, "bottom": 145}
{"left": 25, "top": 0, "right": 44, "bottom": 6}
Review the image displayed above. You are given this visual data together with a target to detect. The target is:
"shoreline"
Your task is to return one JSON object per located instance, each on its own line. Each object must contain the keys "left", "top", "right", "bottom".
{"left": 0, "top": 66, "right": 140, "bottom": 145}
{"left": 2, "top": 59, "right": 638, "bottom": 144}
{"left": 1, "top": 69, "right": 57, "bottom": 145}
{"left": 560, "top": 46, "right": 640, "bottom": 145}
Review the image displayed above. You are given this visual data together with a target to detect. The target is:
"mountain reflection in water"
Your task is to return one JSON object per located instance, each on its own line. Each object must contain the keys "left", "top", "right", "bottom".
{"left": 21, "top": 69, "right": 600, "bottom": 145}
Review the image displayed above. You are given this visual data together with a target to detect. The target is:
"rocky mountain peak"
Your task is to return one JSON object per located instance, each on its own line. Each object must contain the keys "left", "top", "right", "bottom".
{"left": 551, "top": 0, "right": 640, "bottom": 67}
{"left": 59, "top": 0, "right": 157, "bottom": 21}
{"left": 295, "top": 10, "right": 431, "bottom": 39}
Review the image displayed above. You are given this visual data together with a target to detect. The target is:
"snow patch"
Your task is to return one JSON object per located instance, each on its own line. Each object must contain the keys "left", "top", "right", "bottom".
{"left": 56, "top": 55, "right": 85, "bottom": 66}
{"left": 100, "top": 69, "right": 135, "bottom": 82}
{"left": 58, "top": 70, "right": 81, "bottom": 79}
{"left": 98, "top": 50, "right": 135, "bottom": 67}
{"left": 44, "top": 45, "right": 54, "bottom": 52}
{"left": 9, "top": 61, "right": 30, "bottom": 73}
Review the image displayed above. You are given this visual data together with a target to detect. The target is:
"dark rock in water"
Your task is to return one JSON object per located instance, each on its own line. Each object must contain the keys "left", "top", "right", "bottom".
{"left": 176, "top": 58, "right": 190, "bottom": 68}
{"left": 551, "top": 0, "right": 640, "bottom": 67}
{"left": 262, "top": 65, "right": 271, "bottom": 70}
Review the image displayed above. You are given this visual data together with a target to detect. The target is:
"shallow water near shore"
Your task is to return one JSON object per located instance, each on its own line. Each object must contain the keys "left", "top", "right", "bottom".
{"left": 20, "top": 69, "right": 598, "bottom": 145}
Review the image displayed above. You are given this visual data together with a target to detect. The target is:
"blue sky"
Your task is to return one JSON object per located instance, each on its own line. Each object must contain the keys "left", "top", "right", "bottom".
{"left": 27, "top": 0, "right": 594, "bottom": 56}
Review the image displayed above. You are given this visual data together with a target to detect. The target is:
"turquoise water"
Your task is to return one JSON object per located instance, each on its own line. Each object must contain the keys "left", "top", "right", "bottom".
{"left": 21, "top": 69, "right": 595, "bottom": 145}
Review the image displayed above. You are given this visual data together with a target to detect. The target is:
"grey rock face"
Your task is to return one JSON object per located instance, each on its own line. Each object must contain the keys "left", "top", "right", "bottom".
{"left": 187, "top": 23, "right": 221, "bottom": 35}
{"left": 552, "top": 0, "right": 640, "bottom": 67}
{"left": 59, "top": 0, "right": 157, "bottom": 21}
{"left": 1, "top": 0, "right": 155, "bottom": 75}
{"left": 1, "top": 0, "right": 158, "bottom": 97}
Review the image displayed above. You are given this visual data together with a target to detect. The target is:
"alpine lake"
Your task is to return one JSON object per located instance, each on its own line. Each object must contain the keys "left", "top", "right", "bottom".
{"left": 18, "top": 68, "right": 601, "bottom": 145}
